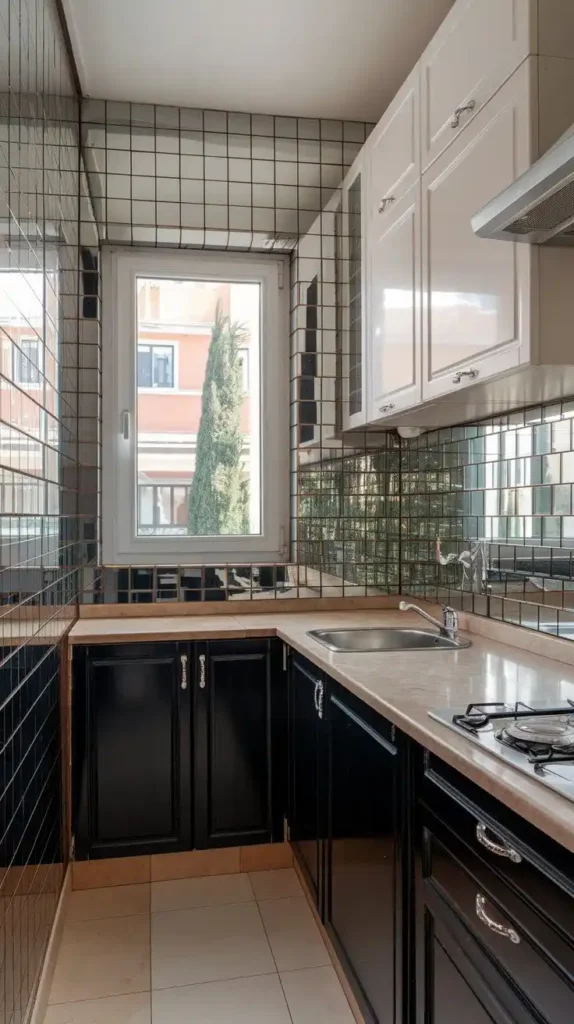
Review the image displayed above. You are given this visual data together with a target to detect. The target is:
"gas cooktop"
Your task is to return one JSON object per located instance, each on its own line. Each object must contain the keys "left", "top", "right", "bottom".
{"left": 429, "top": 701, "right": 574, "bottom": 803}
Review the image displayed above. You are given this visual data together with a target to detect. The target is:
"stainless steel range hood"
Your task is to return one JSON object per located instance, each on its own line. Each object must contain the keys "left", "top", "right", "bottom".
{"left": 472, "top": 123, "right": 574, "bottom": 246}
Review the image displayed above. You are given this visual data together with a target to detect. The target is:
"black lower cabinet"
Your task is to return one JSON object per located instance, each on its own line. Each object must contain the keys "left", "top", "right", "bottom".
{"left": 288, "top": 653, "right": 326, "bottom": 910}
{"left": 417, "top": 755, "right": 574, "bottom": 1024}
{"left": 421, "top": 888, "right": 535, "bottom": 1024}
{"left": 193, "top": 638, "right": 285, "bottom": 848}
{"left": 73, "top": 642, "right": 191, "bottom": 859}
{"left": 325, "top": 682, "right": 405, "bottom": 1024}
{"left": 73, "top": 638, "right": 285, "bottom": 859}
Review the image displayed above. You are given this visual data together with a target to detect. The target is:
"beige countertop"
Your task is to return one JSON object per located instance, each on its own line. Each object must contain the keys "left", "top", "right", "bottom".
{"left": 69, "top": 609, "right": 574, "bottom": 855}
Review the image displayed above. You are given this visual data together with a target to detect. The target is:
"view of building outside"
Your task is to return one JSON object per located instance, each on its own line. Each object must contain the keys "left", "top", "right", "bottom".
{"left": 136, "top": 277, "right": 261, "bottom": 537}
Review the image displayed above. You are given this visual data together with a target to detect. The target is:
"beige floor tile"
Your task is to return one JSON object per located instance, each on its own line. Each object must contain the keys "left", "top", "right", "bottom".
{"left": 150, "top": 847, "right": 240, "bottom": 882}
{"left": 240, "top": 842, "right": 293, "bottom": 872}
{"left": 151, "top": 902, "right": 275, "bottom": 989}
{"left": 152, "top": 975, "right": 292, "bottom": 1023}
{"left": 67, "top": 884, "right": 150, "bottom": 922}
{"left": 151, "top": 872, "right": 253, "bottom": 913}
{"left": 258, "top": 896, "right": 330, "bottom": 972}
{"left": 48, "top": 914, "right": 150, "bottom": 1004}
{"left": 250, "top": 867, "right": 303, "bottom": 901}
{"left": 43, "top": 991, "right": 151, "bottom": 1024}
{"left": 72, "top": 857, "right": 150, "bottom": 891}
{"left": 280, "top": 966, "right": 355, "bottom": 1023}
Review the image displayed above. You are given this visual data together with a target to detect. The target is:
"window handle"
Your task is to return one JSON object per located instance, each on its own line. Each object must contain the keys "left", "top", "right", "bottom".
{"left": 121, "top": 410, "right": 130, "bottom": 440}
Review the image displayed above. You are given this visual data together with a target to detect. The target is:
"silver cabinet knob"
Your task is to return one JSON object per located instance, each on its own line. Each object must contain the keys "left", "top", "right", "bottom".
{"left": 451, "top": 99, "right": 476, "bottom": 129}
{"left": 378, "top": 196, "right": 396, "bottom": 213}
{"left": 199, "top": 653, "right": 206, "bottom": 689}
{"left": 452, "top": 368, "right": 478, "bottom": 384}
{"left": 180, "top": 653, "right": 188, "bottom": 690}
{"left": 379, "top": 403, "right": 396, "bottom": 413}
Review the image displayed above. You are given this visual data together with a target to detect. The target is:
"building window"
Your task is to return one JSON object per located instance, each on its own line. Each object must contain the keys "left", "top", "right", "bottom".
{"left": 13, "top": 337, "right": 41, "bottom": 385}
{"left": 103, "top": 249, "right": 289, "bottom": 564}
{"left": 137, "top": 343, "right": 175, "bottom": 388}
{"left": 238, "top": 347, "right": 250, "bottom": 393}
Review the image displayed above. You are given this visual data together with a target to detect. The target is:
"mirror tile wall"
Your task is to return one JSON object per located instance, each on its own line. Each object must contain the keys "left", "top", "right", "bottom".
{"left": 402, "top": 401, "right": 574, "bottom": 640}
{"left": 0, "top": 0, "right": 97, "bottom": 1018}
{"left": 77, "top": 95, "right": 574, "bottom": 637}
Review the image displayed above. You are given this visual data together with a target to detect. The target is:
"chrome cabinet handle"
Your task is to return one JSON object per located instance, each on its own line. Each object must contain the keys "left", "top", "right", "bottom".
{"left": 451, "top": 100, "right": 476, "bottom": 129}
{"left": 313, "top": 679, "right": 321, "bottom": 712}
{"left": 199, "top": 653, "right": 206, "bottom": 689}
{"left": 475, "top": 894, "right": 520, "bottom": 944}
{"left": 317, "top": 681, "right": 324, "bottom": 720}
{"left": 378, "top": 196, "right": 396, "bottom": 213}
{"left": 452, "top": 368, "right": 478, "bottom": 384}
{"left": 379, "top": 403, "right": 395, "bottom": 413}
{"left": 476, "top": 823, "right": 522, "bottom": 864}
{"left": 180, "top": 653, "right": 188, "bottom": 690}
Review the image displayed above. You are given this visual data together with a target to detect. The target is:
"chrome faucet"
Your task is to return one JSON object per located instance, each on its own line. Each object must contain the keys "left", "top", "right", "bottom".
{"left": 399, "top": 601, "right": 459, "bottom": 642}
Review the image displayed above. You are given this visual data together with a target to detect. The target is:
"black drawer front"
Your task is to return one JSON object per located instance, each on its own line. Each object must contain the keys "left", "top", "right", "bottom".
{"left": 423, "top": 809, "right": 574, "bottom": 1024}
{"left": 422, "top": 759, "right": 574, "bottom": 943}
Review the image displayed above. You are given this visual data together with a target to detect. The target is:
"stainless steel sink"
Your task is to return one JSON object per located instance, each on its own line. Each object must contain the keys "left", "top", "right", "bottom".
{"left": 307, "top": 627, "right": 471, "bottom": 653}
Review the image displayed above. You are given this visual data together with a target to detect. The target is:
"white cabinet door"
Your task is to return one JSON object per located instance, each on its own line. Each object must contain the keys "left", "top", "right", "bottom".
{"left": 368, "top": 65, "right": 420, "bottom": 219}
{"left": 422, "top": 62, "right": 535, "bottom": 404}
{"left": 341, "top": 156, "right": 367, "bottom": 430}
{"left": 369, "top": 184, "right": 421, "bottom": 419}
{"left": 421, "top": 0, "right": 531, "bottom": 170}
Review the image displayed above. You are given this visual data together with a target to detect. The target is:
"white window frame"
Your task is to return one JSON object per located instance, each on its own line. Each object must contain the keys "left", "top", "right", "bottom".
{"left": 102, "top": 247, "right": 290, "bottom": 565}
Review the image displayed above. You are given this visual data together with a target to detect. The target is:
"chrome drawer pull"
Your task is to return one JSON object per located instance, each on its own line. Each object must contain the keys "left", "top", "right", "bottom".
{"left": 378, "top": 196, "right": 396, "bottom": 213}
{"left": 452, "top": 368, "right": 478, "bottom": 384}
{"left": 317, "top": 681, "right": 324, "bottom": 720}
{"left": 379, "top": 403, "right": 395, "bottom": 413}
{"left": 451, "top": 100, "right": 476, "bottom": 129}
{"left": 476, "top": 823, "right": 522, "bottom": 864}
{"left": 475, "top": 894, "right": 520, "bottom": 944}
{"left": 180, "top": 653, "right": 188, "bottom": 690}
{"left": 313, "top": 679, "right": 321, "bottom": 712}
{"left": 199, "top": 653, "right": 206, "bottom": 689}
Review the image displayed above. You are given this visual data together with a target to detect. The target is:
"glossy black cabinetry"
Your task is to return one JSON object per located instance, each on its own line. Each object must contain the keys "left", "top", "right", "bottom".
{"left": 193, "top": 639, "right": 285, "bottom": 849}
{"left": 288, "top": 653, "right": 326, "bottom": 908}
{"left": 288, "top": 658, "right": 406, "bottom": 1023}
{"left": 73, "top": 638, "right": 285, "bottom": 859}
{"left": 417, "top": 755, "right": 574, "bottom": 1024}
{"left": 73, "top": 642, "right": 190, "bottom": 859}
{"left": 326, "top": 682, "right": 406, "bottom": 1024}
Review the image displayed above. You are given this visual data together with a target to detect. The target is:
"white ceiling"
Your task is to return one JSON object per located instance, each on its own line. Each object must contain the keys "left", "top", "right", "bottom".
{"left": 63, "top": 0, "right": 454, "bottom": 122}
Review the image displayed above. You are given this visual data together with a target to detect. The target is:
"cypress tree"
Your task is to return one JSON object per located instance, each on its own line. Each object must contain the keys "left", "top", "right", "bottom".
{"left": 188, "top": 302, "right": 250, "bottom": 536}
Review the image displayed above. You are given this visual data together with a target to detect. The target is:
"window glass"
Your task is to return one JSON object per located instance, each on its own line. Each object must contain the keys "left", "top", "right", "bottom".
{"left": 136, "top": 277, "right": 261, "bottom": 538}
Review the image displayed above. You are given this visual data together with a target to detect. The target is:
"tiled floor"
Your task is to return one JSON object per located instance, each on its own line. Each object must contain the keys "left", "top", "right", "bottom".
{"left": 44, "top": 869, "right": 355, "bottom": 1023}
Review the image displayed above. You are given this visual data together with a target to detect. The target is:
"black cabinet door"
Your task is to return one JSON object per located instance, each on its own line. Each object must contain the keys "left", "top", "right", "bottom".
{"left": 288, "top": 653, "right": 325, "bottom": 910}
{"left": 193, "top": 639, "right": 285, "bottom": 849}
{"left": 420, "top": 888, "right": 538, "bottom": 1024}
{"left": 325, "top": 683, "right": 403, "bottom": 1024}
{"left": 74, "top": 642, "right": 191, "bottom": 859}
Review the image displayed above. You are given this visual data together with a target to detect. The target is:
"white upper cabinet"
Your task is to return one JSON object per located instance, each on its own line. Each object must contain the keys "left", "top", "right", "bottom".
{"left": 420, "top": 0, "right": 531, "bottom": 170}
{"left": 340, "top": 153, "right": 368, "bottom": 431}
{"left": 368, "top": 66, "right": 421, "bottom": 213}
{"left": 421, "top": 61, "right": 534, "bottom": 403}
{"left": 369, "top": 184, "right": 422, "bottom": 420}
